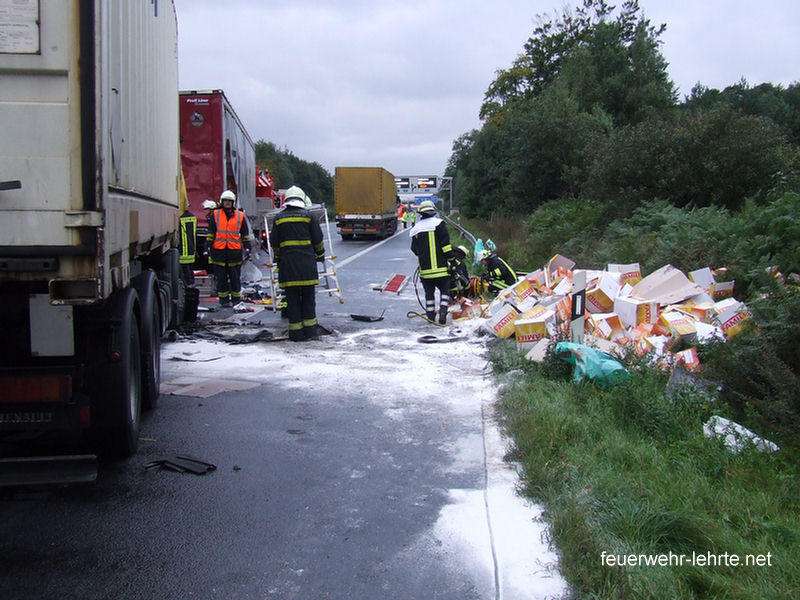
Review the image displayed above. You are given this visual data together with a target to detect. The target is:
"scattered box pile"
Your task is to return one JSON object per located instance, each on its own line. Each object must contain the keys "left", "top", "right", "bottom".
{"left": 450, "top": 255, "right": 752, "bottom": 372}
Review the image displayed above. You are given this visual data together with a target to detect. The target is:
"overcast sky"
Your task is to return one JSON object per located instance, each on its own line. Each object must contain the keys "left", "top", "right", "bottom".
{"left": 174, "top": 0, "right": 799, "bottom": 179}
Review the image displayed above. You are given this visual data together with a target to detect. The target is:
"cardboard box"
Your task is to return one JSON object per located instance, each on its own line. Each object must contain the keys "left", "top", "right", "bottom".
{"left": 515, "top": 307, "right": 555, "bottom": 352}
{"left": 520, "top": 303, "right": 552, "bottom": 321}
{"left": 552, "top": 276, "right": 573, "bottom": 297}
{"left": 613, "top": 296, "right": 659, "bottom": 328}
{"left": 508, "top": 277, "right": 535, "bottom": 303}
{"left": 689, "top": 267, "right": 716, "bottom": 292}
{"left": 547, "top": 254, "right": 576, "bottom": 276}
{"left": 633, "top": 264, "right": 706, "bottom": 306}
{"left": 450, "top": 298, "right": 484, "bottom": 320}
{"left": 526, "top": 269, "right": 547, "bottom": 291}
{"left": 608, "top": 262, "right": 643, "bottom": 286}
{"left": 674, "top": 347, "right": 701, "bottom": 372}
{"left": 695, "top": 321, "right": 725, "bottom": 343}
{"left": 514, "top": 295, "right": 539, "bottom": 315}
{"left": 714, "top": 298, "right": 752, "bottom": 338}
{"left": 711, "top": 280, "right": 735, "bottom": 300}
{"left": 586, "top": 272, "right": 621, "bottom": 314}
{"left": 659, "top": 310, "right": 698, "bottom": 348}
{"left": 629, "top": 322, "right": 656, "bottom": 341}
{"left": 588, "top": 312, "right": 626, "bottom": 341}
{"left": 485, "top": 302, "right": 520, "bottom": 338}
{"left": 676, "top": 300, "right": 717, "bottom": 323}
{"left": 643, "top": 335, "right": 671, "bottom": 356}
{"left": 539, "top": 294, "right": 572, "bottom": 335}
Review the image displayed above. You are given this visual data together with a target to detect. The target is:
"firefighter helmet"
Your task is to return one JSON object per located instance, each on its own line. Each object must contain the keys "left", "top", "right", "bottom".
{"left": 202, "top": 199, "right": 218, "bottom": 210}
{"left": 219, "top": 190, "right": 236, "bottom": 203}
{"left": 456, "top": 245, "right": 470, "bottom": 258}
{"left": 476, "top": 248, "right": 492, "bottom": 262}
{"left": 418, "top": 200, "right": 436, "bottom": 214}
{"left": 284, "top": 185, "right": 306, "bottom": 208}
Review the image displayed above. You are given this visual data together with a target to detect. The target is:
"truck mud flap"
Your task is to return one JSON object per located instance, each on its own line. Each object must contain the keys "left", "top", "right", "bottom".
{"left": 0, "top": 454, "right": 97, "bottom": 487}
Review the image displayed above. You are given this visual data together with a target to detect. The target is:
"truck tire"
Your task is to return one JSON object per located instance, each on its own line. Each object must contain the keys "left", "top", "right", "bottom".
{"left": 161, "top": 248, "right": 185, "bottom": 330}
{"left": 88, "top": 287, "right": 143, "bottom": 458}
{"left": 111, "top": 308, "right": 142, "bottom": 457}
{"left": 133, "top": 270, "right": 161, "bottom": 410}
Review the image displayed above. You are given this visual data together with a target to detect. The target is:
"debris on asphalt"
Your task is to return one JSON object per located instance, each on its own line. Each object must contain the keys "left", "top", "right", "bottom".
{"left": 351, "top": 309, "right": 386, "bottom": 322}
{"left": 144, "top": 455, "right": 217, "bottom": 475}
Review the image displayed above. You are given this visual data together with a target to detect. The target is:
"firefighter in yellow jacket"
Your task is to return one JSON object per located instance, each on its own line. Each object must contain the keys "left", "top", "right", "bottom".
{"left": 270, "top": 185, "right": 325, "bottom": 341}
{"left": 410, "top": 200, "right": 453, "bottom": 324}
{"left": 206, "top": 190, "right": 253, "bottom": 307}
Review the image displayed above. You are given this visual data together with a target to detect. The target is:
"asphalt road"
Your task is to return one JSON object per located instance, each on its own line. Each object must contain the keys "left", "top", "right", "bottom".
{"left": 0, "top": 223, "right": 565, "bottom": 600}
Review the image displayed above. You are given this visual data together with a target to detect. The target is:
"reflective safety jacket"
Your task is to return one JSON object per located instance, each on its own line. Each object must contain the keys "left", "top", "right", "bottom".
{"left": 270, "top": 206, "right": 325, "bottom": 287}
{"left": 178, "top": 210, "right": 197, "bottom": 265}
{"left": 484, "top": 254, "right": 516, "bottom": 290}
{"left": 207, "top": 208, "right": 251, "bottom": 266}
{"left": 410, "top": 216, "right": 453, "bottom": 280}
{"left": 449, "top": 256, "right": 470, "bottom": 295}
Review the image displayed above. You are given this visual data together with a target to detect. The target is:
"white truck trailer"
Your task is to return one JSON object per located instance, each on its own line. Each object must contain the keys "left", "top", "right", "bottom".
{"left": 0, "top": 1, "right": 182, "bottom": 462}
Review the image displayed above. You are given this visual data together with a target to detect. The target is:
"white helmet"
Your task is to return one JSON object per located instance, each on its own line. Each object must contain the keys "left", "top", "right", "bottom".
{"left": 219, "top": 190, "right": 236, "bottom": 203}
{"left": 202, "top": 199, "right": 218, "bottom": 210}
{"left": 476, "top": 249, "right": 492, "bottom": 261}
{"left": 284, "top": 185, "right": 306, "bottom": 208}
{"left": 418, "top": 200, "right": 436, "bottom": 214}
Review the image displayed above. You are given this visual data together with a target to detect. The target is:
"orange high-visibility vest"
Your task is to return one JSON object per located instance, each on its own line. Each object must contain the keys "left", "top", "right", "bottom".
{"left": 212, "top": 209, "right": 244, "bottom": 251}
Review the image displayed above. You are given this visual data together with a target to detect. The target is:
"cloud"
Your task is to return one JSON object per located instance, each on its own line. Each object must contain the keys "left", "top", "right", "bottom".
{"left": 175, "top": 0, "right": 799, "bottom": 177}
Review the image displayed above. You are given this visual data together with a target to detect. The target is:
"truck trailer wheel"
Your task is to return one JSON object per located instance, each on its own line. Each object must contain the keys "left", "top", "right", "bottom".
{"left": 109, "top": 291, "right": 143, "bottom": 457}
{"left": 161, "top": 248, "right": 185, "bottom": 330}
{"left": 133, "top": 270, "right": 161, "bottom": 410}
{"left": 89, "top": 287, "right": 143, "bottom": 458}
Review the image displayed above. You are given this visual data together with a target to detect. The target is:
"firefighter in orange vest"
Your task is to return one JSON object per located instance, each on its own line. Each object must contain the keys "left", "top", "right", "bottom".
{"left": 206, "top": 190, "right": 253, "bottom": 307}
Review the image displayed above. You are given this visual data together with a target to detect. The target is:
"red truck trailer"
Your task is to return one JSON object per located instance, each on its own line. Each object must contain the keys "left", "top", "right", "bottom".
{"left": 179, "top": 90, "right": 257, "bottom": 268}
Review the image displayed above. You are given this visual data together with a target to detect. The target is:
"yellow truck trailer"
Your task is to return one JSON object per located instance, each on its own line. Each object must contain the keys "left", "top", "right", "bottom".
{"left": 334, "top": 167, "right": 398, "bottom": 239}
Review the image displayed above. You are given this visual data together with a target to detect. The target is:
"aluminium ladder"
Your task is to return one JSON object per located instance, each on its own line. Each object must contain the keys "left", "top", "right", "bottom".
{"left": 261, "top": 205, "right": 343, "bottom": 312}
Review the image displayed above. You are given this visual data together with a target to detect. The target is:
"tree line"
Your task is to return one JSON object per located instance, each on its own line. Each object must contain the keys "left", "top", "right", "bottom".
{"left": 254, "top": 140, "right": 333, "bottom": 205}
{"left": 446, "top": 0, "right": 800, "bottom": 221}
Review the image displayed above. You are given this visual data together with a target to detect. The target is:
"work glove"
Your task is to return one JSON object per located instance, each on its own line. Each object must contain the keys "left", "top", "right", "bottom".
{"left": 316, "top": 254, "right": 325, "bottom": 263}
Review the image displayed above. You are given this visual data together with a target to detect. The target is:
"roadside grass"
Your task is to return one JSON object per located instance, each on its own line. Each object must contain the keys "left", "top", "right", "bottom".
{"left": 491, "top": 341, "right": 800, "bottom": 599}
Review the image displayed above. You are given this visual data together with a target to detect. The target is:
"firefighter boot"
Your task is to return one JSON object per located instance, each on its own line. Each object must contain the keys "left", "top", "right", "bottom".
{"left": 438, "top": 308, "right": 447, "bottom": 325}
{"left": 426, "top": 311, "right": 436, "bottom": 322}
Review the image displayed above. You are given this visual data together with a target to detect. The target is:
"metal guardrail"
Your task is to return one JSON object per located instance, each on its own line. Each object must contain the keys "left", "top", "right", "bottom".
{"left": 442, "top": 214, "right": 476, "bottom": 246}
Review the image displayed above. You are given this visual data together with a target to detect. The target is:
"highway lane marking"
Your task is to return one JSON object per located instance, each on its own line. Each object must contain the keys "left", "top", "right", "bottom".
{"left": 336, "top": 230, "right": 405, "bottom": 270}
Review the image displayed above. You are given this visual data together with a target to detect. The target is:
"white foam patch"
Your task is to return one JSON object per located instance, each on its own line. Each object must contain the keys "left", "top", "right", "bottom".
{"left": 161, "top": 323, "right": 566, "bottom": 597}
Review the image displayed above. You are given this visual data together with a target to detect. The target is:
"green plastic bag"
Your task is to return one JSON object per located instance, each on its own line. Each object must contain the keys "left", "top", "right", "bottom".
{"left": 554, "top": 342, "right": 630, "bottom": 387}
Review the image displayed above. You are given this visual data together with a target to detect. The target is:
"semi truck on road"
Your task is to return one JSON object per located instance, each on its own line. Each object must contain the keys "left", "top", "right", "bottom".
{"left": 0, "top": 1, "right": 183, "bottom": 461}
{"left": 334, "top": 167, "right": 398, "bottom": 239}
